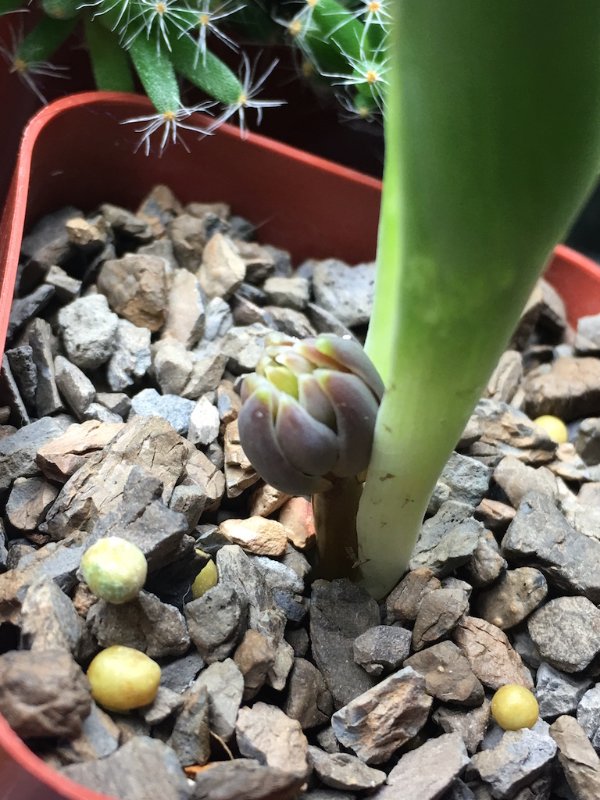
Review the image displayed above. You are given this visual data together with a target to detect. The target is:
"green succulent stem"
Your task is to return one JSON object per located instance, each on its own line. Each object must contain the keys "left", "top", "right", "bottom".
{"left": 312, "top": 475, "right": 362, "bottom": 581}
{"left": 357, "top": 0, "right": 600, "bottom": 599}
{"left": 84, "top": 17, "right": 134, "bottom": 92}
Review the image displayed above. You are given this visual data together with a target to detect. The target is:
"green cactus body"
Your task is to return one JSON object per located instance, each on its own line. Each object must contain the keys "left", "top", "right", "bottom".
{"left": 84, "top": 16, "right": 135, "bottom": 91}
{"left": 42, "top": 0, "right": 81, "bottom": 21}
{"left": 128, "top": 32, "right": 181, "bottom": 114}
{"left": 170, "top": 33, "right": 241, "bottom": 106}
{"left": 16, "top": 16, "right": 76, "bottom": 65}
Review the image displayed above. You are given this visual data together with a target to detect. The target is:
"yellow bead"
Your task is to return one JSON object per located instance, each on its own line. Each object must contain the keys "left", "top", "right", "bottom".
{"left": 533, "top": 415, "right": 568, "bottom": 444}
{"left": 87, "top": 646, "right": 160, "bottom": 712}
{"left": 81, "top": 536, "right": 147, "bottom": 604}
{"left": 191, "top": 559, "right": 218, "bottom": 599}
{"left": 491, "top": 684, "right": 539, "bottom": 731}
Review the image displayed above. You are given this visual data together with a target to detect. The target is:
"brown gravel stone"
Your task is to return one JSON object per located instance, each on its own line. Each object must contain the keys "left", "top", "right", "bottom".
{"left": 475, "top": 567, "right": 548, "bottom": 630}
{"left": 6, "top": 475, "right": 59, "bottom": 530}
{"left": 405, "top": 641, "right": 484, "bottom": 707}
{"left": 284, "top": 658, "right": 333, "bottom": 730}
{"left": 250, "top": 483, "right": 290, "bottom": 517}
{"left": 550, "top": 715, "right": 600, "bottom": 800}
{"left": 220, "top": 516, "right": 288, "bottom": 557}
{"left": 475, "top": 499, "right": 516, "bottom": 533}
{"left": 523, "top": 357, "right": 600, "bottom": 421}
{"left": 331, "top": 667, "right": 433, "bottom": 764}
{"left": 36, "top": 419, "right": 125, "bottom": 481}
{"left": 234, "top": 629, "right": 277, "bottom": 701}
{"left": 236, "top": 702, "right": 310, "bottom": 778}
{"left": 98, "top": 253, "right": 168, "bottom": 331}
{"left": 385, "top": 568, "right": 442, "bottom": 624}
{"left": 277, "top": 497, "right": 316, "bottom": 550}
{"left": 192, "top": 759, "right": 304, "bottom": 800}
{"left": 198, "top": 232, "right": 246, "bottom": 299}
{"left": 411, "top": 587, "right": 469, "bottom": 650}
{"left": 453, "top": 616, "right": 533, "bottom": 690}
{"left": 433, "top": 699, "right": 491, "bottom": 754}
{"left": 0, "top": 649, "right": 91, "bottom": 738}
{"left": 224, "top": 419, "right": 260, "bottom": 498}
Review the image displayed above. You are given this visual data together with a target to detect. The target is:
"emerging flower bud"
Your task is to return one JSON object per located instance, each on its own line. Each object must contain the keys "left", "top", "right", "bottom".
{"left": 238, "top": 333, "right": 384, "bottom": 495}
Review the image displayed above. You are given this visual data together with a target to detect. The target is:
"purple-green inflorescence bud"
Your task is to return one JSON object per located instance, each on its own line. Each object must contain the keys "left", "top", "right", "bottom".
{"left": 238, "top": 332, "right": 383, "bottom": 496}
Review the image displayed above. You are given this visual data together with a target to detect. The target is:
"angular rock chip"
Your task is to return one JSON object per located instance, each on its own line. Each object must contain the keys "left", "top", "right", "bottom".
{"left": 0, "top": 415, "right": 71, "bottom": 490}
{"left": 191, "top": 759, "right": 304, "bottom": 800}
{"left": 168, "top": 683, "right": 210, "bottom": 767}
{"left": 468, "top": 722, "right": 557, "bottom": 800}
{"left": 453, "top": 616, "right": 533, "bottom": 689}
{"left": 405, "top": 641, "right": 484, "bottom": 707}
{"left": 236, "top": 701, "right": 310, "bottom": 778}
{"left": 353, "top": 625, "right": 411, "bottom": 677}
{"left": 185, "top": 584, "right": 246, "bottom": 663}
{"left": 528, "top": 596, "right": 600, "bottom": 673}
{"left": 312, "top": 259, "right": 375, "bottom": 327}
{"left": 57, "top": 294, "right": 119, "bottom": 369}
{"left": 433, "top": 700, "right": 491, "bottom": 754}
{"left": 62, "top": 736, "right": 191, "bottom": 800}
{"left": 331, "top": 667, "right": 432, "bottom": 764}
{"left": 98, "top": 252, "right": 168, "bottom": 331}
{"left": 501, "top": 491, "right": 600, "bottom": 603}
{"left": 6, "top": 475, "right": 59, "bottom": 530}
{"left": 550, "top": 714, "right": 600, "bottom": 800}
{"left": 107, "top": 318, "right": 152, "bottom": 391}
{"left": 0, "top": 649, "right": 91, "bottom": 738}
{"left": 372, "top": 733, "right": 469, "bottom": 800}
{"left": 193, "top": 658, "right": 244, "bottom": 740}
{"left": 36, "top": 419, "right": 125, "bottom": 481}
{"left": 535, "top": 662, "right": 591, "bottom": 719}
{"left": 523, "top": 357, "right": 600, "bottom": 421}
{"left": 21, "top": 575, "right": 83, "bottom": 654}
{"left": 284, "top": 657, "right": 333, "bottom": 730}
{"left": 475, "top": 567, "right": 548, "bottom": 630}
{"left": 411, "top": 587, "right": 469, "bottom": 650}
{"left": 87, "top": 590, "right": 190, "bottom": 658}
{"left": 220, "top": 516, "right": 289, "bottom": 557}
{"left": 308, "top": 746, "right": 385, "bottom": 792}
{"left": 385, "top": 567, "right": 442, "bottom": 623}
{"left": 310, "top": 579, "right": 379, "bottom": 709}
{"left": 198, "top": 232, "right": 246, "bottom": 299}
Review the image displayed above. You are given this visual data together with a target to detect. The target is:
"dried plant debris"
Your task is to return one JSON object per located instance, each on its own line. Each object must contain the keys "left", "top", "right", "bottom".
{"left": 1, "top": 186, "right": 600, "bottom": 799}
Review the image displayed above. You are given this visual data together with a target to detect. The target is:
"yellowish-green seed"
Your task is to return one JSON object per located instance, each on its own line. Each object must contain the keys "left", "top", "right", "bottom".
{"left": 191, "top": 559, "right": 218, "bottom": 599}
{"left": 87, "top": 645, "right": 161, "bottom": 712}
{"left": 533, "top": 414, "right": 568, "bottom": 444}
{"left": 491, "top": 684, "right": 539, "bottom": 731}
{"left": 81, "top": 536, "right": 147, "bottom": 604}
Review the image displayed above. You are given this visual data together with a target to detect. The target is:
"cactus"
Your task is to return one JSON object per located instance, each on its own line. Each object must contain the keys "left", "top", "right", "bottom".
{"left": 0, "top": 0, "right": 389, "bottom": 149}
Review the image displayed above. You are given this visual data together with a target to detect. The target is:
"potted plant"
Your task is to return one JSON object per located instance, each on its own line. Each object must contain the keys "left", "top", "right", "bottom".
{"left": 2, "top": 2, "right": 600, "bottom": 799}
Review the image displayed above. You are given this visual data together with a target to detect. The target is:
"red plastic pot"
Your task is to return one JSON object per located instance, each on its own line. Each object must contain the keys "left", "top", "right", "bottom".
{"left": 0, "top": 91, "right": 599, "bottom": 800}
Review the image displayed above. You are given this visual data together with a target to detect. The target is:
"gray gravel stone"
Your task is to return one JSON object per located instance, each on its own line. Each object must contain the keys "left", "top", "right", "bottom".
{"left": 6, "top": 345, "right": 37, "bottom": 410}
{"left": 160, "top": 651, "right": 204, "bottom": 693}
{"left": 465, "top": 531, "right": 507, "bottom": 588}
{"left": 167, "top": 683, "right": 210, "bottom": 766}
{"left": 163, "top": 268, "right": 205, "bottom": 347}
{"left": 87, "top": 590, "right": 190, "bottom": 658}
{"left": 528, "top": 596, "right": 600, "bottom": 673}
{"left": 151, "top": 339, "right": 193, "bottom": 395}
{"left": 58, "top": 294, "right": 118, "bottom": 370}
{"left": 236, "top": 702, "right": 309, "bottom": 778}
{"left": 310, "top": 579, "right": 379, "bottom": 709}
{"left": 188, "top": 395, "right": 220, "bottom": 445}
{"left": 577, "top": 685, "right": 600, "bottom": 750}
{"left": 185, "top": 584, "right": 246, "bottom": 663}
{"left": 576, "top": 418, "right": 600, "bottom": 466}
{"left": 62, "top": 736, "right": 191, "bottom": 800}
{"left": 433, "top": 700, "right": 491, "bottom": 754}
{"left": 468, "top": 722, "right": 557, "bottom": 800}
{"left": 410, "top": 501, "right": 483, "bottom": 576}
{"left": 536, "top": 663, "right": 592, "bottom": 719}
{"left": 372, "top": 733, "right": 469, "bottom": 800}
{"left": 192, "top": 759, "right": 304, "bottom": 800}
{"left": 501, "top": 491, "right": 600, "bottom": 602}
{"left": 20, "top": 575, "right": 83, "bottom": 655}
{"left": 107, "top": 318, "right": 152, "bottom": 390}
{"left": 308, "top": 746, "right": 386, "bottom": 792}
{"left": 385, "top": 568, "right": 442, "bottom": 623}
{"left": 331, "top": 667, "right": 433, "bottom": 764}
{"left": 22, "top": 206, "right": 79, "bottom": 265}
{"left": 130, "top": 388, "right": 195, "bottom": 435}
{"left": 412, "top": 587, "right": 470, "bottom": 651}
{"left": 493, "top": 456, "right": 559, "bottom": 507}
{"left": 140, "top": 685, "right": 184, "bottom": 725}
{"left": 203, "top": 296, "right": 234, "bottom": 341}
{"left": 283, "top": 657, "right": 333, "bottom": 730}
{"left": 353, "top": 625, "right": 411, "bottom": 676}
{"left": 193, "top": 658, "right": 244, "bottom": 739}
{"left": 6, "top": 475, "right": 59, "bottom": 531}
{"left": 28, "top": 317, "right": 63, "bottom": 416}
{"left": 223, "top": 322, "right": 274, "bottom": 374}
{"left": 45, "top": 264, "right": 82, "bottom": 300}
{"left": 0, "top": 415, "right": 71, "bottom": 490}
{"left": 523, "top": 357, "right": 600, "bottom": 422}
{"left": 312, "top": 259, "right": 375, "bottom": 327}
{"left": 263, "top": 276, "right": 310, "bottom": 311}
{"left": 428, "top": 452, "right": 492, "bottom": 514}
{"left": 82, "top": 402, "right": 123, "bottom": 424}
{"left": 8, "top": 286, "right": 55, "bottom": 341}
{"left": 54, "top": 355, "right": 96, "bottom": 418}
